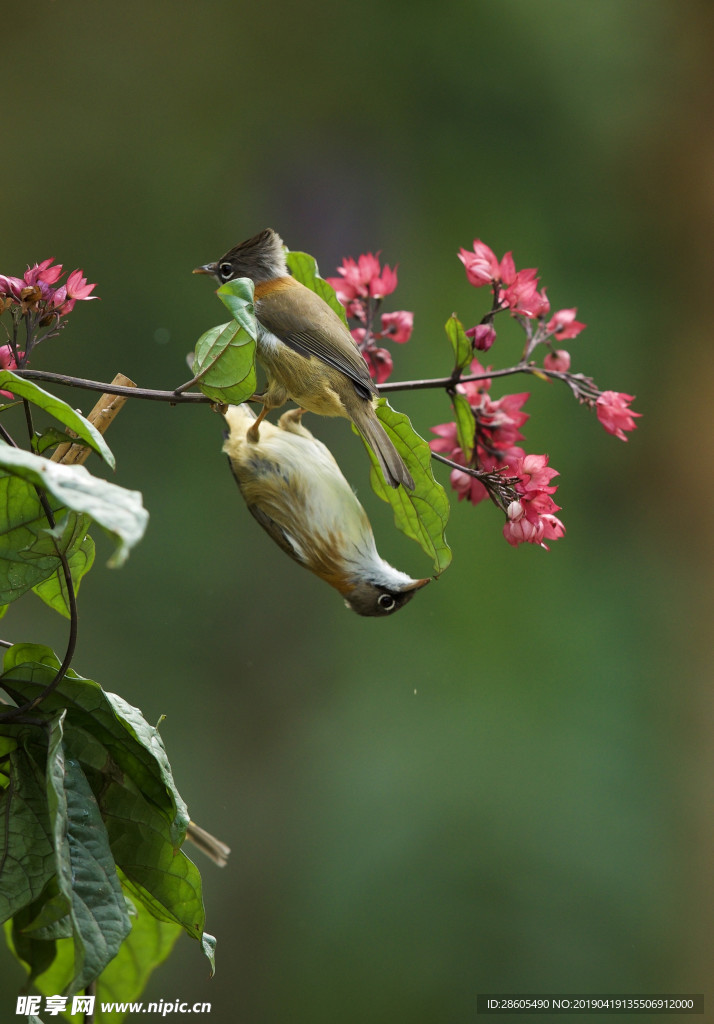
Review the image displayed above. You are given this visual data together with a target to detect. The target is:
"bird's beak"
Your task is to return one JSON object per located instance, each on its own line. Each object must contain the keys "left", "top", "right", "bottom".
{"left": 192, "top": 262, "right": 218, "bottom": 276}
{"left": 403, "top": 577, "right": 432, "bottom": 593}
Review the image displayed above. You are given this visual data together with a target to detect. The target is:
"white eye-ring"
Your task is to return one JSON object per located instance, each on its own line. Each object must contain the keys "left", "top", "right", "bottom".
{"left": 378, "top": 593, "right": 396, "bottom": 612}
{"left": 219, "top": 262, "right": 233, "bottom": 280}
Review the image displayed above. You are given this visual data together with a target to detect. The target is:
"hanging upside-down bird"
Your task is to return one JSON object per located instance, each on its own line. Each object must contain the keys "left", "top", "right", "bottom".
{"left": 194, "top": 228, "right": 414, "bottom": 490}
{"left": 222, "top": 403, "right": 429, "bottom": 617}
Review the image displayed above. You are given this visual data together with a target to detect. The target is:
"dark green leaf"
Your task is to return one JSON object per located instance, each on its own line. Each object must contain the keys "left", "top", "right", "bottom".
{"left": 286, "top": 250, "right": 349, "bottom": 326}
{"left": 11, "top": 882, "right": 184, "bottom": 1024}
{"left": 43, "top": 715, "right": 130, "bottom": 993}
{"left": 216, "top": 277, "right": 258, "bottom": 339}
{"left": 0, "top": 372, "right": 115, "bottom": 469}
{"left": 357, "top": 399, "right": 452, "bottom": 575}
{"left": 6, "top": 906, "right": 58, "bottom": 989}
{"left": 452, "top": 391, "right": 477, "bottom": 462}
{"left": 0, "top": 743, "right": 54, "bottom": 923}
{"left": 21, "top": 877, "right": 72, "bottom": 941}
{"left": 1, "top": 646, "right": 189, "bottom": 840}
{"left": 445, "top": 313, "right": 473, "bottom": 373}
{"left": 0, "top": 447, "right": 148, "bottom": 567}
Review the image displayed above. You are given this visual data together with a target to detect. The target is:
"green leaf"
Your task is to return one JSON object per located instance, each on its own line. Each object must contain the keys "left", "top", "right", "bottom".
{"left": 1, "top": 647, "right": 205, "bottom": 941}
{"left": 286, "top": 250, "right": 349, "bottom": 327}
{"left": 34, "top": 428, "right": 80, "bottom": 456}
{"left": 357, "top": 399, "right": 452, "bottom": 575}
{"left": 445, "top": 313, "right": 472, "bottom": 373}
{"left": 0, "top": 478, "right": 91, "bottom": 605}
{"left": 216, "top": 277, "right": 258, "bottom": 339}
{"left": 87, "top": 878, "right": 182, "bottom": 1023}
{"left": 32, "top": 532, "right": 95, "bottom": 618}
{"left": 6, "top": 905, "right": 59, "bottom": 990}
{"left": 11, "top": 881, "right": 183, "bottom": 1024}
{"left": 193, "top": 320, "right": 243, "bottom": 378}
{"left": 0, "top": 742, "right": 55, "bottom": 924}
{"left": 0, "top": 447, "right": 148, "bottom": 567}
{"left": 43, "top": 715, "right": 131, "bottom": 994}
{"left": 452, "top": 391, "right": 477, "bottom": 462}
{"left": 193, "top": 322, "right": 257, "bottom": 405}
{"left": 1, "top": 646, "right": 189, "bottom": 840}
{"left": 0, "top": 372, "right": 115, "bottom": 469}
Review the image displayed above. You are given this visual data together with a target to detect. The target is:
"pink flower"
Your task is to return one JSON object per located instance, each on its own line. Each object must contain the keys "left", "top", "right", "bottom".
{"left": 503, "top": 501, "right": 544, "bottom": 546}
{"left": 501, "top": 268, "right": 550, "bottom": 318}
{"left": 370, "top": 262, "right": 398, "bottom": 298}
{"left": 328, "top": 252, "right": 398, "bottom": 304}
{"left": 508, "top": 453, "right": 559, "bottom": 497}
{"left": 546, "top": 308, "right": 586, "bottom": 341}
{"left": 596, "top": 391, "right": 641, "bottom": 441}
{"left": 66, "top": 269, "right": 97, "bottom": 301}
{"left": 0, "top": 275, "right": 25, "bottom": 300}
{"left": 544, "top": 349, "right": 571, "bottom": 373}
{"left": 458, "top": 240, "right": 502, "bottom": 287}
{"left": 379, "top": 310, "right": 413, "bottom": 343}
{"left": 24, "top": 258, "right": 64, "bottom": 287}
{"left": 466, "top": 323, "right": 496, "bottom": 351}
{"left": 345, "top": 298, "right": 366, "bottom": 321}
{"left": 429, "top": 421, "right": 459, "bottom": 455}
{"left": 0, "top": 261, "right": 97, "bottom": 317}
{"left": 0, "top": 344, "right": 21, "bottom": 399}
{"left": 503, "top": 496, "right": 565, "bottom": 549}
{"left": 363, "top": 346, "right": 393, "bottom": 384}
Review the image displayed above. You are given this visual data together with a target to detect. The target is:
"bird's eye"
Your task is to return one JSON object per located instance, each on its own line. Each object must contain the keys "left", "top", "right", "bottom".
{"left": 377, "top": 593, "right": 396, "bottom": 612}
{"left": 219, "top": 261, "right": 233, "bottom": 281}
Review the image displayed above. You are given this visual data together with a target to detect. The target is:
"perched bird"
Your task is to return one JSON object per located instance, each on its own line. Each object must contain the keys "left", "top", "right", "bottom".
{"left": 222, "top": 403, "right": 429, "bottom": 616}
{"left": 194, "top": 228, "right": 414, "bottom": 490}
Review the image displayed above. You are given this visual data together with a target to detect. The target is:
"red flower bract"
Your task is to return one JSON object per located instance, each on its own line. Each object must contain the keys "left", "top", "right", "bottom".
{"left": 595, "top": 391, "right": 641, "bottom": 442}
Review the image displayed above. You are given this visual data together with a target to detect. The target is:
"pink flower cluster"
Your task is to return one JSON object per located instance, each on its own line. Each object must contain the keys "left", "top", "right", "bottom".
{"left": 327, "top": 252, "right": 398, "bottom": 309}
{"left": 328, "top": 253, "right": 413, "bottom": 384}
{"left": 458, "top": 239, "right": 639, "bottom": 443}
{"left": 430, "top": 358, "right": 565, "bottom": 548}
{"left": 458, "top": 238, "right": 586, "bottom": 361}
{"left": 0, "top": 258, "right": 97, "bottom": 318}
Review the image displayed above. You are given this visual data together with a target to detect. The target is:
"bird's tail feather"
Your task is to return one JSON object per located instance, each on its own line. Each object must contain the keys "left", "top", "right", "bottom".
{"left": 352, "top": 405, "right": 415, "bottom": 490}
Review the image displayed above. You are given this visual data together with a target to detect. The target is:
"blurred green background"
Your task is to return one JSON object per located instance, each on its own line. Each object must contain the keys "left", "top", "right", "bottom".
{"left": 2, "top": 0, "right": 712, "bottom": 1021}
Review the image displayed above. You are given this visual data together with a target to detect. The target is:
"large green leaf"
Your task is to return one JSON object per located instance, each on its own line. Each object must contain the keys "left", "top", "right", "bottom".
{"left": 445, "top": 313, "right": 472, "bottom": 373}
{"left": 8, "top": 882, "right": 184, "bottom": 1024}
{"left": 0, "top": 446, "right": 148, "bottom": 567}
{"left": 1, "top": 647, "right": 208, "bottom": 953}
{"left": 358, "top": 399, "right": 452, "bottom": 575}
{"left": 0, "top": 372, "right": 115, "bottom": 469}
{"left": 192, "top": 321, "right": 257, "bottom": 405}
{"left": 1, "top": 646, "right": 188, "bottom": 839}
{"left": 0, "top": 474, "right": 93, "bottom": 605}
{"left": 44, "top": 713, "right": 131, "bottom": 994}
{"left": 286, "top": 250, "right": 349, "bottom": 326}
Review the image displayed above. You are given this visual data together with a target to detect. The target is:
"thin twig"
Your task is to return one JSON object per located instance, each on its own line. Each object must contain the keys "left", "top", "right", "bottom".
{"left": 11, "top": 369, "right": 209, "bottom": 404}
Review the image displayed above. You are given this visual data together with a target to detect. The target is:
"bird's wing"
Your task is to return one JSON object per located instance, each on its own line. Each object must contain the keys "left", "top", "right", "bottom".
{"left": 256, "top": 281, "right": 377, "bottom": 399}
